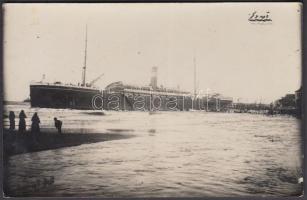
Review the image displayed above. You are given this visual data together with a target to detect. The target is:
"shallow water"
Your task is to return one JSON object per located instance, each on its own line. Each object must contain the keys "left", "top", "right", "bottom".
{"left": 3, "top": 104, "right": 303, "bottom": 197}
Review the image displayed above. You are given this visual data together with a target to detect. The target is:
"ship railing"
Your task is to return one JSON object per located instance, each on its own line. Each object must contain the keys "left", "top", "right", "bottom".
{"left": 122, "top": 83, "right": 189, "bottom": 94}
{"left": 30, "top": 81, "right": 99, "bottom": 90}
{"left": 123, "top": 88, "right": 191, "bottom": 97}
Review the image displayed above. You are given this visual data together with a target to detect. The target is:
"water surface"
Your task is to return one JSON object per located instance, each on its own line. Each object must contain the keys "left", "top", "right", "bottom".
{"left": 3, "top": 104, "right": 303, "bottom": 197}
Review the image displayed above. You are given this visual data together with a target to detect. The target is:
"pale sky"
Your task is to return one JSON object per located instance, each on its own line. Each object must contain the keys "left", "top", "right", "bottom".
{"left": 3, "top": 3, "right": 302, "bottom": 103}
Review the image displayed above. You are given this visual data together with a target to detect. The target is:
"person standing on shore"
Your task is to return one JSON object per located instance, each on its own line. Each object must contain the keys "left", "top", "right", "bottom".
{"left": 31, "top": 112, "right": 41, "bottom": 134}
{"left": 54, "top": 118, "right": 62, "bottom": 134}
{"left": 18, "top": 110, "right": 27, "bottom": 133}
{"left": 9, "top": 111, "right": 15, "bottom": 131}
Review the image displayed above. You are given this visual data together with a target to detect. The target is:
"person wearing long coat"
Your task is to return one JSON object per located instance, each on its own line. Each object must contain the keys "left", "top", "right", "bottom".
{"left": 9, "top": 111, "right": 15, "bottom": 131}
{"left": 31, "top": 112, "right": 40, "bottom": 134}
{"left": 18, "top": 110, "right": 27, "bottom": 133}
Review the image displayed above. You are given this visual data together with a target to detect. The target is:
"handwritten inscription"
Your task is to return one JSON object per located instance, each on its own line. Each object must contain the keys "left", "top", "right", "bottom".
{"left": 248, "top": 11, "right": 272, "bottom": 23}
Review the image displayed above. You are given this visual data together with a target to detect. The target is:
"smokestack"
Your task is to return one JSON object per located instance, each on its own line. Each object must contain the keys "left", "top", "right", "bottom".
{"left": 150, "top": 66, "right": 158, "bottom": 90}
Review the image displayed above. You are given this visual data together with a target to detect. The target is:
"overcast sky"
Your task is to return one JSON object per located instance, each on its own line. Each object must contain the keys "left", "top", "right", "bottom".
{"left": 3, "top": 3, "right": 302, "bottom": 103}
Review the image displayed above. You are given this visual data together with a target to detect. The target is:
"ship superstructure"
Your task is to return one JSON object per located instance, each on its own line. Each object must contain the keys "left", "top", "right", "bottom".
{"left": 102, "top": 67, "right": 233, "bottom": 111}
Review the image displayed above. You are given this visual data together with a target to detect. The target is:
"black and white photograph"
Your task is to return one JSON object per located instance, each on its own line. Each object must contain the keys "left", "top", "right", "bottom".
{"left": 2, "top": 3, "right": 304, "bottom": 197}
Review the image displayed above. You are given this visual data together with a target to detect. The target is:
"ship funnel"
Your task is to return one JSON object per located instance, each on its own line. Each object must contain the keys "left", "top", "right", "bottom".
{"left": 150, "top": 66, "right": 158, "bottom": 90}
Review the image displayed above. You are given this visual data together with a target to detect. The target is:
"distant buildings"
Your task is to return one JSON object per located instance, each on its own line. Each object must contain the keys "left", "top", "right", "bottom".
{"left": 275, "top": 87, "right": 301, "bottom": 109}
{"left": 274, "top": 87, "right": 302, "bottom": 116}
{"left": 275, "top": 94, "right": 296, "bottom": 108}
{"left": 295, "top": 87, "right": 302, "bottom": 108}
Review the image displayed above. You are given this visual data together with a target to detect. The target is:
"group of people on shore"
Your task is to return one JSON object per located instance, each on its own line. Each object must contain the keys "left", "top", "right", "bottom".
{"left": 8, "top": 110, "right": 63, "bottom": 134}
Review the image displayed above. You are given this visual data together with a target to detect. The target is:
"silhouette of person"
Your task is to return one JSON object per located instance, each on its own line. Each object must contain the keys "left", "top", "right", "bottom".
{"left": 18, "top": 110, "right": 27, "bottom": 133}
{"left": 31, "top": 112, "right": 41, "bottom": 134}
{"left": 54, "top": 118, "right": 62, "bottom": 133}
{"left": 268, "top": 103, "right": 274, "bottom": 116}
{"left": 9, "top": 111, "right": 15, "bottom": 131}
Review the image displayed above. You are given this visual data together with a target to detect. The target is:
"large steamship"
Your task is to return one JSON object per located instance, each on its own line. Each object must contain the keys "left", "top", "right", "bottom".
{"left": 103, "top": 67, "right": 191, "bottom": 111}
{"left": 30, "top": 27, "right": 104, "bottom": 110}
{"left": 103, "top": 67, "right": 233, "bottom": 111}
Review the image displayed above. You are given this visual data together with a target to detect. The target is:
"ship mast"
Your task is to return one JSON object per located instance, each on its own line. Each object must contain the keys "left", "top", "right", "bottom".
{"left": 193, "top": 56, "right": 197, "bottom": 98}
{"left": 82, "top": 25, "right": 88, "bottom": 86}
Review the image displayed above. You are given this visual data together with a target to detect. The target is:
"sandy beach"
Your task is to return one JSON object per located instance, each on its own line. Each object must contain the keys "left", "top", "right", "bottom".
{"left": 3, "top": 129, "right": 134, "bottom": 157}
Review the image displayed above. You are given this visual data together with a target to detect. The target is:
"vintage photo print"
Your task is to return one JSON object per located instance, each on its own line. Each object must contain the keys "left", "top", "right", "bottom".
{"left": 2, "top": 2, "right": 303, "bottom": 197}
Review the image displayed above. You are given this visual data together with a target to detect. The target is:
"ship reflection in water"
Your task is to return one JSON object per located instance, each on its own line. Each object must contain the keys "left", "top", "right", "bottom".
{"left": 4, "top": 104, "right": 302, "bottom": 197}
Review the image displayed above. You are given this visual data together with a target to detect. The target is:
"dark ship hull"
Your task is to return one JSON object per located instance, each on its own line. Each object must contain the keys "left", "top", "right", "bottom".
{"left": 30, "top": 83, "right": 102, "bottom": 110}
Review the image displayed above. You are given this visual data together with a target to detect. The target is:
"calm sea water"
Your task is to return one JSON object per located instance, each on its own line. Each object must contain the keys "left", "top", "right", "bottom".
{"left": 3, "top": 104, "right": 303, "bottom": 197}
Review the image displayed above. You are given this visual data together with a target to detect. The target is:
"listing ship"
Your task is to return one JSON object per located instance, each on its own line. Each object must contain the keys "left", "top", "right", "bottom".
{"left": 30, "top": 27, "right": 104, "bottom": 110}
{"left": 102, "top": 67, "right": 233, "bottom": 111}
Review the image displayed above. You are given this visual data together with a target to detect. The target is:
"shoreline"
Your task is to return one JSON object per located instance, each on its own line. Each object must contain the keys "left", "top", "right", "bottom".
{"left": 3, "top": 129, "right": 133, "bottom": 157}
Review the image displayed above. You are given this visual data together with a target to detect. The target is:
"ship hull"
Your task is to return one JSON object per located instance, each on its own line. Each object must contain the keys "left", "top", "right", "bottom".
{"left": 30, "top": 84, "right": 102, "bottom": 110}
{"left": 103, "top": 91, "right": 193, "bottom": 111}
{"left": 102, "top": 91, "right": 232, "bottom": 111}
{"left": 30, "top": 83, "right": 233, "bottom": 111}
